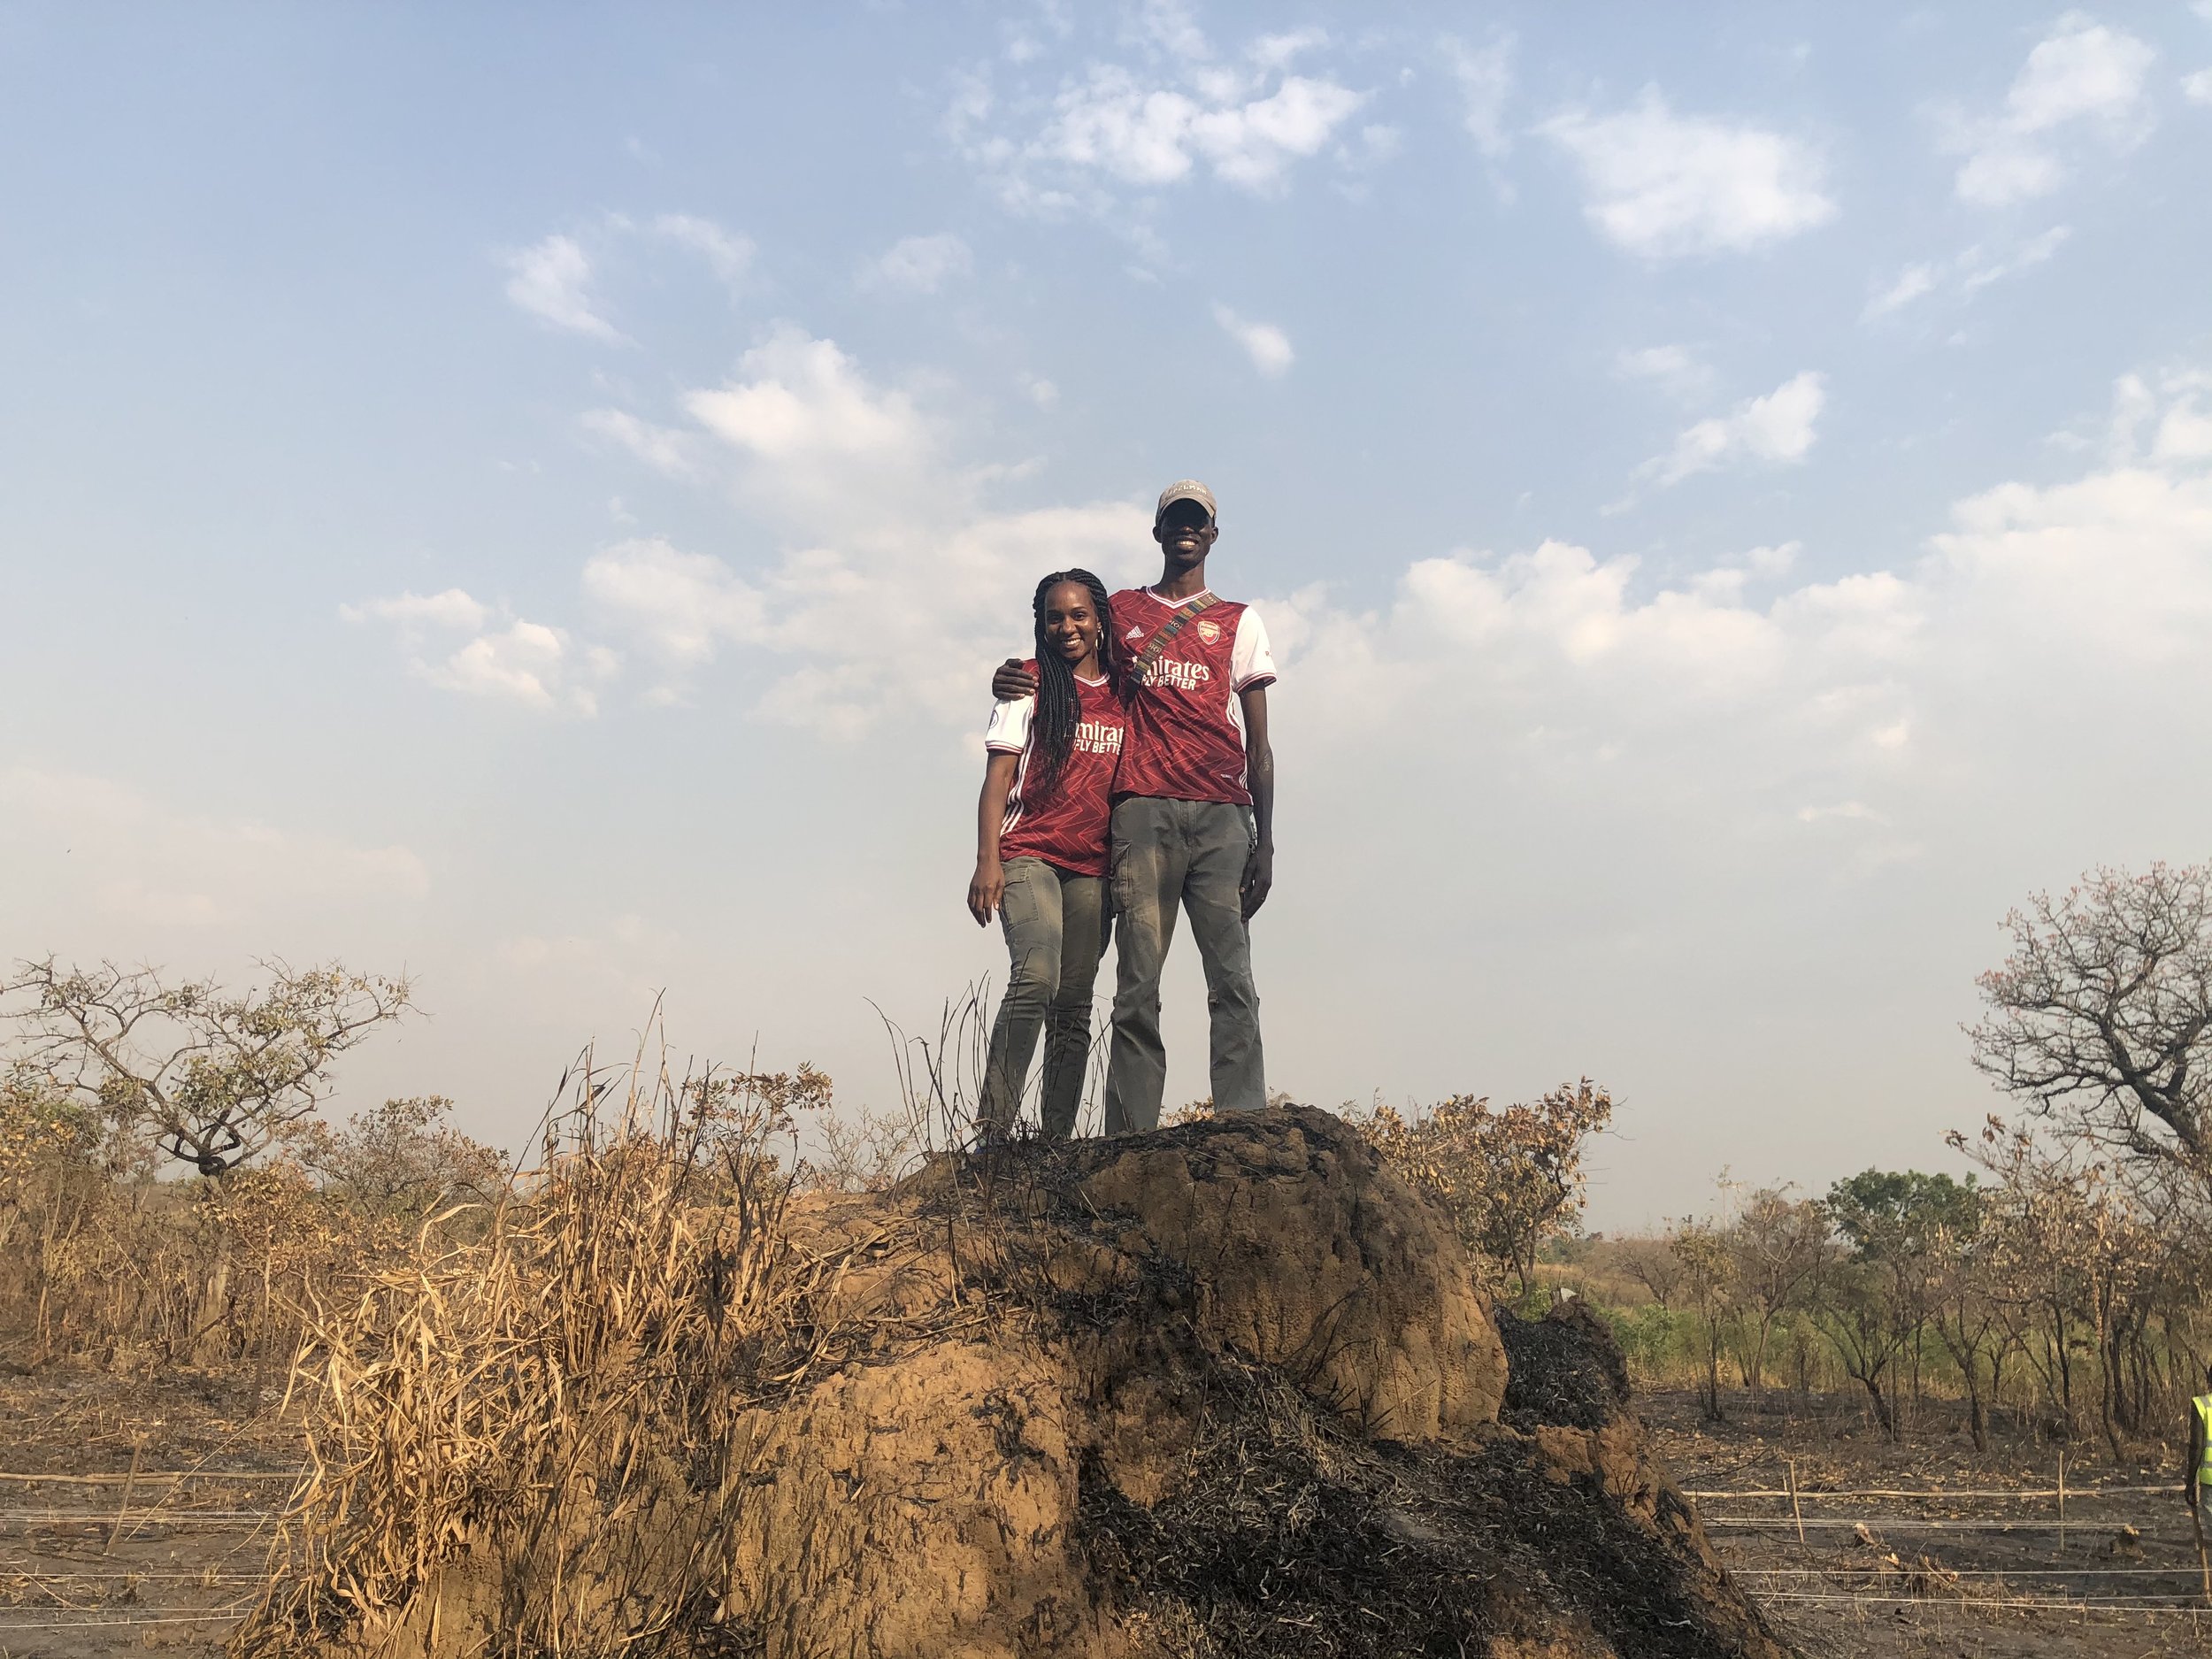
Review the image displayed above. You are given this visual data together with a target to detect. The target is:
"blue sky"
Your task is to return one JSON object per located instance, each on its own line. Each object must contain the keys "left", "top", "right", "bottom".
{"left": 4, "top": 4, "right": 2211, "bottom": 1225}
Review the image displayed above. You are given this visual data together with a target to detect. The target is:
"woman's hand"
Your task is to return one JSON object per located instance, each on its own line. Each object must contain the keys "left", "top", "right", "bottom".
{"left": 969, "top": 856, "right": 1005, "bottom": 926}
{"left": 992, "top": 658, "right": 1037, "bottom": 701}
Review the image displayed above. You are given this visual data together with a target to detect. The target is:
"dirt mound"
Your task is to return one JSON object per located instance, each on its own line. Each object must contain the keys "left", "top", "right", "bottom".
{"left": 250, "top": 1106, "right": 1786, "bottom": 1659}
{"left": 1498, "top": 1299, "right": 1634, "bottom": 1431}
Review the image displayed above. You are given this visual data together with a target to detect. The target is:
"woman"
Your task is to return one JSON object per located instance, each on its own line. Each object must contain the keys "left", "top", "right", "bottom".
{"left": 968, "top": 570, "right": 1125, "bottom": 1141}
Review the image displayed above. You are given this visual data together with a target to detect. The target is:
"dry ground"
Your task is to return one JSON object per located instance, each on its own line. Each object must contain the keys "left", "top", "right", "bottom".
{"left": 1642, "top": 1386, "right": 2212, "bottom": 1659}
{"left": 0, "top": 1368, "right": 298, "bottom": 1659}
{"left": 6, "top": 1366, "right": 2208, "bottom": 1658}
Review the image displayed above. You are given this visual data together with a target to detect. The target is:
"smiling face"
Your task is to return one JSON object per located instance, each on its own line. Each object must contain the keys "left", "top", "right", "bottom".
{"left": 1153, "top": 497, "right": 1218, "bottom": 573}
{"left": 1041, "top": 580, "right": 1102, "bottom": 671}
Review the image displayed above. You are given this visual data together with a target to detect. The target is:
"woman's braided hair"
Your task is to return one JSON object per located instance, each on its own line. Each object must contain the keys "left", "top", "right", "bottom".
{"left": 1025, "top": 568, "right": 1116, "bottom": 803}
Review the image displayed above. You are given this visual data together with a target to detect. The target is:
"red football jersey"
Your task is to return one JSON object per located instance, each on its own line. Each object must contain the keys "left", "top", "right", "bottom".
{"left": 983, "top": 664, "right": 1127, "bottom": 877}
{"left": 1110, "top": 588, "right": 1277, "bottom": 807}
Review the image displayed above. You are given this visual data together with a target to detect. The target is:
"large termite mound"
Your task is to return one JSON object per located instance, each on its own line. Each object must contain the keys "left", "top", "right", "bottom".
{"left": 298, "top": 1107, "right": 1786, "bottom": 1659}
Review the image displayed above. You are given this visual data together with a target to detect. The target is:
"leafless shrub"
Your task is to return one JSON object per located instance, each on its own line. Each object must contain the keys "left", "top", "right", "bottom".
{"left": 802, "top": 1101, "right": 924, "bottom": 1192}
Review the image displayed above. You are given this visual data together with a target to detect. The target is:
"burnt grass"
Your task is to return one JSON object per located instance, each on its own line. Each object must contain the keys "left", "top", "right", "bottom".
{"left": 1075, "top": 1305, "right": 1786, "bottom": 1659}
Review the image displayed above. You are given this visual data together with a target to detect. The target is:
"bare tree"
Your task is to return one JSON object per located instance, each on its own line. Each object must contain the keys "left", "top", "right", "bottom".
{"left": 1669, "top": 1216, "right": 1737, "bottom": 1423}
{"left": 4, "top": 957, "right": 411, "bottom": 1177}
{"left": 1971, "top": 863, "right": 2212, "bottom": 1183}
{"left": 301, "top": 1096, "right": 504, "bottom": 1219}
{"left": 1618, "top": 1237, "right": 1688, "bottom": 1312}
{"left": 1725, "top": 1187, "right": 1832, "bottom": 1399}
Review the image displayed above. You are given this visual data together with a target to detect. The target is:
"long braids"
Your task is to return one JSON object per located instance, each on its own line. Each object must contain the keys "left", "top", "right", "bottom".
{"left": 1025, "top": 568, "right": 1116, "bottom": 803}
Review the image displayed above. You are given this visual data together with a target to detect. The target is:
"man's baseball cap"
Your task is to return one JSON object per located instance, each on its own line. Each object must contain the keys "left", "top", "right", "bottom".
{"left": 1155, "top": 480, "right": 1217, "bottom": 524}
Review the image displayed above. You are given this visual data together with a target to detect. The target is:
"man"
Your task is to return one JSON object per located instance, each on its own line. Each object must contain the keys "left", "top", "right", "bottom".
{"left": 994, "top": 480, "right": 1276, "bottom": 1132}
{"left": 2189, "top": 1363, "right": 2212, "bottom": 1601}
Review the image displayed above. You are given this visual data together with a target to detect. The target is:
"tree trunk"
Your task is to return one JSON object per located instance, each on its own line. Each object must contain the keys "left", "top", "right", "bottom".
{"left": 1858, "top": 1369, "right": 1895, "bottom": 1437}
{"left": 2051, "top": 1305, "right": 2076, "bottom": 1435}
{"left": 1747, "top": 1312, "right": 1773, "bottom": 1400}
{"left": 191, "top": 1217, "right": 234, "bottom": 1366}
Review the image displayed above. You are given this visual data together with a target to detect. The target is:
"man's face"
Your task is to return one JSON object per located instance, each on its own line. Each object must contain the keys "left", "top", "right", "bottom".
{"left": 1153, "top": 499, "right": 1217, "bottom": 568}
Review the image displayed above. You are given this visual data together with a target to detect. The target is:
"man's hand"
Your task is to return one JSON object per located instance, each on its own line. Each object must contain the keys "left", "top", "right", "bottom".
{"left": 1240, "top": 843, "right": 1273, "bottom": 919}
{"left": 992, "top": 657, "right": 1037, "bottom": 701}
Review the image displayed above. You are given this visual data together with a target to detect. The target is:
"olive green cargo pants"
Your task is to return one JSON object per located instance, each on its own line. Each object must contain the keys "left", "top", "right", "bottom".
{"left": 1102, "top": 796, "right": 1265, "bottom": 1133}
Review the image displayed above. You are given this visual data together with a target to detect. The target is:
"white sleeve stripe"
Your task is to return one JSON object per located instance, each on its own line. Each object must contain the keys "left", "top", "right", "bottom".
{"left": 1001, "top": 741, "right": 1033, "bottom": 834}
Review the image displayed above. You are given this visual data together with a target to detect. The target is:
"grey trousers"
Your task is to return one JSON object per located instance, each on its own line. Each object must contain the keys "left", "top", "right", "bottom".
{"left": 981, "top": 857, "right": 1109, "bottom": 1140}
{"left": 1103, "top": 796, "right": 1265, "bottom": 1133}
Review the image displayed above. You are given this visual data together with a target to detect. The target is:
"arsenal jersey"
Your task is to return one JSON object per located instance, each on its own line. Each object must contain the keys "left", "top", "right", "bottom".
{"left": 1110, "top": 588, "right": 1278, "bottom": 807}
{"left": 982, "top": 663, "right": 1126, "bottom": 878}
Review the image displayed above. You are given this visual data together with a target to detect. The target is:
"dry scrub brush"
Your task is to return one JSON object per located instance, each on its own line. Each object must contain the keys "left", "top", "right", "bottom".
{"left": 1362, "top": 1080, "right": 1614, "bottom": 1300}
{"left": 234, "top": 1050, "right": 856, "bottom": 1658}
{"left": 0, "top": 1071, "right": 489, "bottom": 1378}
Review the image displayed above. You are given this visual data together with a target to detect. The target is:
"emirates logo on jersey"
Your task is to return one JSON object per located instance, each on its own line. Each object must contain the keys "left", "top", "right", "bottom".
{"left": 1074, "top": 719, "right": 1124, "bottom": 756}
{"left": 1148, "top": 660, "right": 1211, "bottom": 690}
{"left": 1195, "top": 618, "right": 1221, "bottom": 644}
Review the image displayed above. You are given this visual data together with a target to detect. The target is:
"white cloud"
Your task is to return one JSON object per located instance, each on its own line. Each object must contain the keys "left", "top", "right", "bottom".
{"left": 583, "top": 539, "right": 764, "bottom": 666}
{"left": 1864, "top": 226, "right": 2072, "bottom": 319}
{"left": 555, "top": 331, "right": 1152, "bottom": 733}
{"left": 2185, "top": 69, "right": 2212, "bottom": 105}
{"left": 1797, "top": 801, "right": 1887, "bottom": 826}
{"left": 652, "top": 213, "right": 753, "bottom": 284}
{"left": 1636, "top": 371, "right": 1826, "bottom": 488}
{"left": 681, "top": 498, "right": 1148, "bottom": 740}
{"left": 1213, "top": 304, "right": 1294, "bottom": 377}
{"left": 1255, "top": 366, "right": 2212, "bottom": 937}
{"left": 1250, "top": 27, "right": 1325, "bottom": 69}
{"left": 347, "top": 588, "right": 611, "bottom": 716}
{"left": 956, "top": 21, "right": 1368, "bottom": 214}
{"left": 1036, "top": 66, "right": 1365, "bottom": 193}
{"left": 1949, "top": 18, "right": 2154, "bottom": 206}
{"left": 1957, "top": 225, "right": 2072, "bottom": 292}
{"left": 1867, "top": 264, "right": 1939, "bottom": 318}
{"left": 863, "top": 233, "right": 975, "bottom": 294}
{"left": 422, "top": 621, "right": 568, "bottom": 710}
{"left": 0, "top": 766, "right": 428, "bottom": 931}
{"left": 1441, "top": 34, "right": 1515, "bottom": 157}
{"left": 679, "top": 326, "right": 940, "bottom": 526}
{"left": 1539, "top": 90, "right": 1835, "bottom": 258}
{"left": 503, "top": 234, "right": 624, "bottom": 342}
{"left": 1616, "top": 343, "right": 1711, "bottom": 396}
{"left": 581, "top": 408, "right": 700, "bottom": 477}
{"left": 341, "top": 588, "right": 489, "bottom": 632}
{"left": 1134, "top": 0, "right": 1210, "bottom": 61}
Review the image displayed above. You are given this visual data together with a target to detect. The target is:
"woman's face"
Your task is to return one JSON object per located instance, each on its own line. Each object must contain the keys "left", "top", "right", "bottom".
{"left": 1041, "top": 581, "right": 1102, "bottom": 664}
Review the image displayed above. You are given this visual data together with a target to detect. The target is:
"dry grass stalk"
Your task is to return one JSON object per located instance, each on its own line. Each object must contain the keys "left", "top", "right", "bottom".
{"left": 233, "top": 1041, "right": 853, "bottom": 1657}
